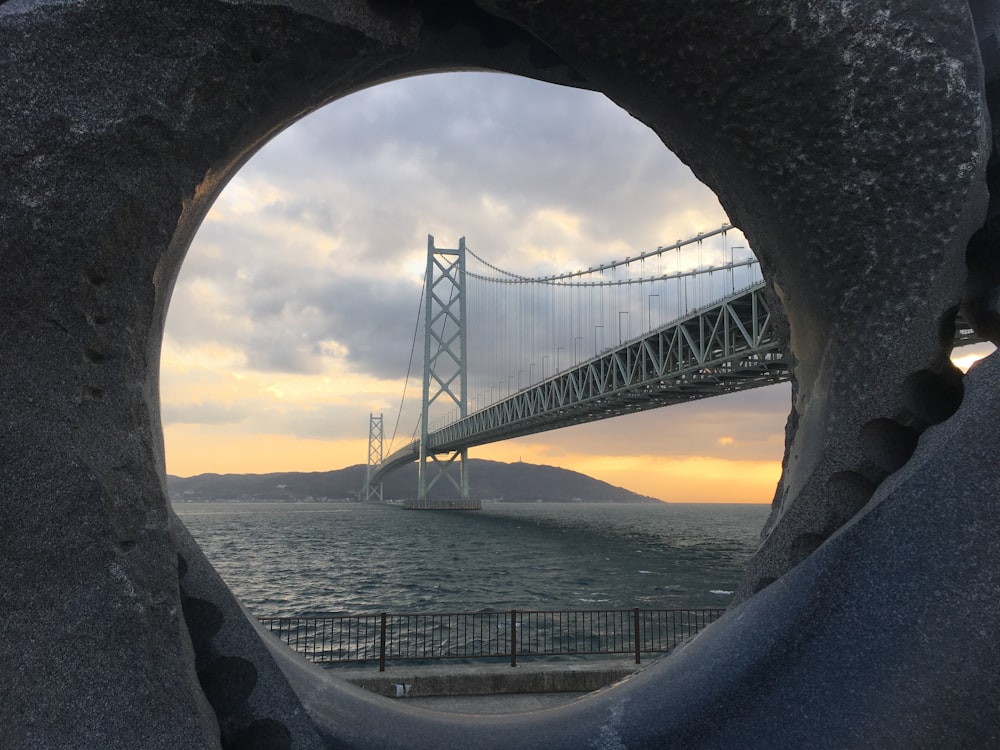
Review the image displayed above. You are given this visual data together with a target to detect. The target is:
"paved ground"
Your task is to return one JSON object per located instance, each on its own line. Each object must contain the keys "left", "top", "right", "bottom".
{"left": 324, "top": 655, "right": 655, "bottom": 714}
{"left": 402, "top": 692, "right": 590, "bottom": 714}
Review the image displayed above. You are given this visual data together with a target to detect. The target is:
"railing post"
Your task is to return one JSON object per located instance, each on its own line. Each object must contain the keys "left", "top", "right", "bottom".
{"left": 510, "top": 609, "right": 517, "bottom": 667}
{"left": 633, "top": 607, "right": 641, "bottom": 664}
{"left": 263, "top": 608, "right": 725, "bottom": 667}
{"left": 379, "top": 612, "right": 387, "bottom": 672}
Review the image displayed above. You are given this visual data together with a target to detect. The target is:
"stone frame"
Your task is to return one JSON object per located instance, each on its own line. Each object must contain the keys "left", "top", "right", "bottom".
{"left": 1, "top": 1, "right": 998, "bottom": 747}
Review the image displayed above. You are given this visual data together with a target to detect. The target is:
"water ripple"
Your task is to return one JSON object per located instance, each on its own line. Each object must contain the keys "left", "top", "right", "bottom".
{"left": 174, "top": 502, "right": 767, "bottom": 617}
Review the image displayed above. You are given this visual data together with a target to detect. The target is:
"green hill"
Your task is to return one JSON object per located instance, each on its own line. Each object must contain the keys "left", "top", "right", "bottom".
{"left": 167, "top": 459, "right": 661, "bottom": 504}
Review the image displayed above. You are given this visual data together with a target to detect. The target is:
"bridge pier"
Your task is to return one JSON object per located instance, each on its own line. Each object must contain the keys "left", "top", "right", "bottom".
{"left": 402, "top": 497, "right": 482, "bottom": 510}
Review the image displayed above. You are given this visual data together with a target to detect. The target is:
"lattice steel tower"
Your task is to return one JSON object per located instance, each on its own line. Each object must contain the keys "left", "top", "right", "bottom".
{"left": 363, "top": 412, "right": 384, "bottom": 502}
{"left": 410, "top": 235, "right": 478, "bottom": 509}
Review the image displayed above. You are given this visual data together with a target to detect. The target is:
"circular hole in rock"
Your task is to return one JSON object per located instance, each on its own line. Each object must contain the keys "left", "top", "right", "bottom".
{"left": 857, "top": 418, "right": 920, "bottom": 482}
{"left": 229, "top": 718, "right": 293, "bottom": 750}
{"left": 937, "top": 305, "right": 960, "bottom": 349}
{"left": 788, "top": 532, "right": 827, "bottom": 567}
{"left": 825, "top": 471, "right": 878, "bottom": 527}
{"left": 164, "top": 72, "right": 778, "bottom": 628}
{"left": 901, "top": 368, "right": 964, "bottom": 427}
{"left": 182, "top": 595, "right": 224, "bottom": 661}
{"left": 963, "top": 227, "right": 1000, "bottom": 345}
{"left": 199, "top": 655, "right": 258, "bottom": 717}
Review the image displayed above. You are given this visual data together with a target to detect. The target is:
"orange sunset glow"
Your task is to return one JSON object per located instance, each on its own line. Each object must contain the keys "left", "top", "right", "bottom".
{"left": 160, "top": 72, "right": 994, "bottom": 504}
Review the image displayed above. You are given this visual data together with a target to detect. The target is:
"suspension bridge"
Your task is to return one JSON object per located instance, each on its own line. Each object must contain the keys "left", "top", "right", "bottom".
{"left": 362, "top": 227, "right": 982, "bottom": 509}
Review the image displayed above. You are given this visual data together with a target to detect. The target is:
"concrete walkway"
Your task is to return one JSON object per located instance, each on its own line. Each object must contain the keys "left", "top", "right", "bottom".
{"left": 325, "top": 656, "right": 653, "bottom": 714}
{"left": 401, "top": 692, "right": 590, "bottom": 714}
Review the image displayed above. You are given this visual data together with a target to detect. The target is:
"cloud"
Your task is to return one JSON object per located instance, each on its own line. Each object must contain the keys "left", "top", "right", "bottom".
{"left": 163, "top": 401, "right": 246, "bottom": 426}
{"left": 169, "top": 251, "right": 425, "bottom": 377}
{"left": 161, "top": 70, "right": 778, "bottom": 497}
{"left": 168, "top": 71, "right": 734, "bottom": 382}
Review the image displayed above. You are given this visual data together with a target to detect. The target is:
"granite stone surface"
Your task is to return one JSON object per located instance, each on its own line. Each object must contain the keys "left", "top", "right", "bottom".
{"left": 1, "top": 1, "right": 997, "bottom": 747}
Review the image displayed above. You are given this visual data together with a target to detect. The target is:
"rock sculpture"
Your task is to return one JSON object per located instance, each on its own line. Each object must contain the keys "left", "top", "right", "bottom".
{"left": 1, "top": 0, "right": 997, "bottom": 747}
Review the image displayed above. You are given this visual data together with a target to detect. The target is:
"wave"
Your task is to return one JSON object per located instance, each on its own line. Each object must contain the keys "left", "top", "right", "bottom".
{"left": 175, "top": 502, "right": 763, "bottom": 614}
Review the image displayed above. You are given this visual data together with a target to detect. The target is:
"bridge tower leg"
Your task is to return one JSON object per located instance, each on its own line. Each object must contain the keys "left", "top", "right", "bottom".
{"left": 362, "top": 413, "right": 384, "bottom": 502}
{"left": 408, "top": 235, "right": 479, "bottom": 510}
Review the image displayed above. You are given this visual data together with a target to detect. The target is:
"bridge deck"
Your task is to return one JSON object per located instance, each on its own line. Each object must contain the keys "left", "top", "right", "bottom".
{"left": 374, "top": 282, "right": 986, "bottom": 486}
{"left": 374, "top": 282, "right": 782, "bottom": 482}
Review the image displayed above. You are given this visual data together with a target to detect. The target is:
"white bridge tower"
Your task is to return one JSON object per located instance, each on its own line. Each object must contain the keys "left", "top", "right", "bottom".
{"left": 407, "top": 235, "right": 479, "bottom": 510}
{"left": 362, "top": 413, "right": 384, "bottom": 502}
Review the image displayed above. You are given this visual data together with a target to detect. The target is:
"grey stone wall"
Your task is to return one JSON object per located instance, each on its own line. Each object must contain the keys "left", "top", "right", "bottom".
{"left": 1, "top": 1, "right": 997, "bottom": 747}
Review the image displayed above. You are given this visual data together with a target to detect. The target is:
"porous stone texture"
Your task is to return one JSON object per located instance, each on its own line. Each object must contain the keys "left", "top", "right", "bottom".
{"left": 0, "top": 1, "right": 997, "bottom": 748}
{"left": 173, "top": 516, "right": 328, "bottom": 749}
{"left": 486, "top": 0, "right": 991, "bottom": 603}
{"left": 966, "top": 0, "right": 1000, "bottom": 343}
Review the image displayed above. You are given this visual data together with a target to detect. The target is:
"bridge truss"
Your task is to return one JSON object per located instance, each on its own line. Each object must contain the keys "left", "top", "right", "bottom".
{"left": 366, "top": 229, "right": 987, "bottom": 495}
{"left": 372, "top": 279, "right": 785, "bottom": 484}
{"left": 430, "top": 281, "right": 781, "bottom": 449}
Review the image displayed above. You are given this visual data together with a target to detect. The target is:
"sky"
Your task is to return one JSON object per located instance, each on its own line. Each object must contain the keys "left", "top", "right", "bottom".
{"left": 160, "top": 71, "right": 994, "bottom": 503}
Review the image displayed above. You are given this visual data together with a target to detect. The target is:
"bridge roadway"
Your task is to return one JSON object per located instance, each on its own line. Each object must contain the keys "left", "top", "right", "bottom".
{"left": 371, "top": 282, "right": 981, "bottom": 484}
{"left": 374, "top": 281, "right": 784, "bottom": 482}
{"left": 373, "top": 281, "right": 984, "bottom": 484}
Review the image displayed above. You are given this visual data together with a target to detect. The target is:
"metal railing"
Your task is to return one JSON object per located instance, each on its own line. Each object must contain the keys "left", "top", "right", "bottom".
{"left": 260, "top": 608, "right": 724, "bottom": 671}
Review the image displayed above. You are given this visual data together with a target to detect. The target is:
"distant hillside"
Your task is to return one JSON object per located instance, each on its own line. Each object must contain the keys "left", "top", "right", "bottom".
{"left": 167, "top": 459, "right": 661, "bottom": 504}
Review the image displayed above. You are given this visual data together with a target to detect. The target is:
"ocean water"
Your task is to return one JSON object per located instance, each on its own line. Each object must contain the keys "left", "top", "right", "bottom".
{"left": 173, "top": 502, "right": 770, "bottom": 617}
